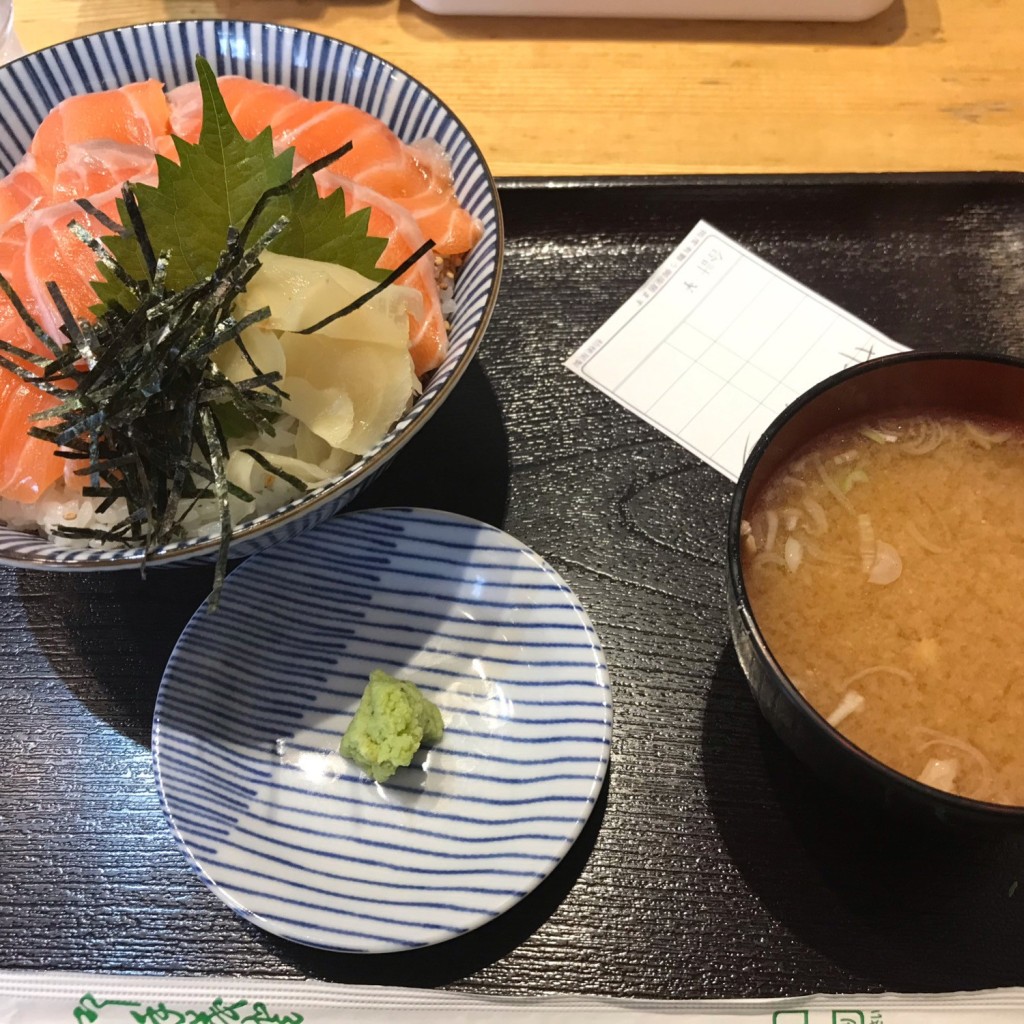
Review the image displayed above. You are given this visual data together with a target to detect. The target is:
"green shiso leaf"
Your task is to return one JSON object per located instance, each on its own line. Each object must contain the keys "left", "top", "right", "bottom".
{"left": 92, "top": 55, "right": 388, "bottom": 312}
{"left": 270, "top": 178, "right": 388, "bottom": 283}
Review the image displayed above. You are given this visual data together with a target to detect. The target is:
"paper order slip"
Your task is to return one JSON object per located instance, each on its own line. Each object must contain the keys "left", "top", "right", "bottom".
{"left": 566, "top": 221, "right": 907, "bottom": 481}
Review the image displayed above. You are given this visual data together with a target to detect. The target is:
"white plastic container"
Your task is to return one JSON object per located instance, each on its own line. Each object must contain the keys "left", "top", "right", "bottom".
{"left": 410, "top": 0, "right": 895, "bottom": 20}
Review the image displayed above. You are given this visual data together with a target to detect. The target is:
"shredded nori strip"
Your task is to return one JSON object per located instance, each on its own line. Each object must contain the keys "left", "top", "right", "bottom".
{"left": 296, "top": 238, "right": 434, "bottom": 336}
{"left": 0, "top": 192, "right": 290, "bottom": 598}
{"left": 1, "top": 138, "right": 435, "bottom": 606}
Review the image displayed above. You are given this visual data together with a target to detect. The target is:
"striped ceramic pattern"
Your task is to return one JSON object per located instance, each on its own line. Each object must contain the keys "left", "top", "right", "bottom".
{"left": 0, "top": 21, "right": 502, "bottom": 570}
{"left": 152, "top": 508, "right": 612, "bottom": 952}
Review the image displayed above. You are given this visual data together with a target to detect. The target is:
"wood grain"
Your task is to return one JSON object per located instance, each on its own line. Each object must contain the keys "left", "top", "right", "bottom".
{"left": 12, "top": 0, "right": 1024, "bottom": 177}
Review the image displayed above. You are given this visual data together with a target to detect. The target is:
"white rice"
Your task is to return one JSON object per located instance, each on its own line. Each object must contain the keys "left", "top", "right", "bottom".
{"left": 0, "top": 416, "right": 331, "bottom": 549}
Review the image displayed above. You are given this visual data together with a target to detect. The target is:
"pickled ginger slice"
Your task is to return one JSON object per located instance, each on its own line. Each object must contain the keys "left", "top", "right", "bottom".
{"left": 237, "top": 251, "right": 423, "bottom": 349}
{"left": 277, "top": 336, "right": 419, "bottom": 455}
{"left": 314, "top": 170, "right": 450, "bottom": 376}
{"left": 226, "top": 448, "right": 341, "bottom": 496}
{"left": 213, "top": 326, "right": 287, "bottom": 390}
{"left": 278, "top": 378, "right": 356, "bottom": 451}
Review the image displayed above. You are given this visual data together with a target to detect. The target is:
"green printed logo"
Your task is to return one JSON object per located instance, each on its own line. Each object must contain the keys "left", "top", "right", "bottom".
{"left": 73, "top": 994, "right": 304, "bottom": 1024}
{"left": 771, "top": 1011, "right": 876, "bottom": 1024}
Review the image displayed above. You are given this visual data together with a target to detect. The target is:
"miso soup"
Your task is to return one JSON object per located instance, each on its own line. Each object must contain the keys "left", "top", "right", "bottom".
{"left": 741, "top": 411, "right": 1024, "bottom": 805}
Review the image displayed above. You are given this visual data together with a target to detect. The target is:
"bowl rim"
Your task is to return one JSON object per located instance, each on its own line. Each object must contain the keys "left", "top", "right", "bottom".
{"left": 727, "top": 348, "right": 1024, "bottom": 821}
{"left": 0, "top": 18, "right": 504, "bottom": 569}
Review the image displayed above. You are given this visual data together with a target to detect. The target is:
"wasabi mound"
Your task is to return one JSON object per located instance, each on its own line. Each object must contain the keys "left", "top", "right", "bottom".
{"left": 339, "top": 670, "right": 444, "bottom": 783}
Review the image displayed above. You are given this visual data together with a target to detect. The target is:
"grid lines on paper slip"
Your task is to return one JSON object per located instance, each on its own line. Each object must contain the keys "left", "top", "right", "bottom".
{"left": 575, "top": 230, "right": 905, "bottom": 481}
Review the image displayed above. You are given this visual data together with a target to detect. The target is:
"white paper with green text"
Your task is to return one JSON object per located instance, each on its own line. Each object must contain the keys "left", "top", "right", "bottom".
{"left": 4, "top": 971, "right": 1024, "bottom": 1023}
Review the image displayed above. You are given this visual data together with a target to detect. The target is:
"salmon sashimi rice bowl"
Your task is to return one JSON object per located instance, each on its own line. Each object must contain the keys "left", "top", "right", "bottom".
{"left": 0, "top": 58, "right": 483, "bottom": 567}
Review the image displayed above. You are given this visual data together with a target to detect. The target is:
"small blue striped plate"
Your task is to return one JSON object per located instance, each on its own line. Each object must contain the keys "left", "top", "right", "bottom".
{"left": 152, "top": 508, "right": 612, "bottom": 952}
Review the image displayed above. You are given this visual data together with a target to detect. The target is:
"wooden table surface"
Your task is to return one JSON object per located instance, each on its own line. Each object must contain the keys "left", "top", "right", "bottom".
{"left": 14, "top": 0, "right": 1024, "bottom": 179}
{"left": 6, "top": 1, "right": 1024, "bottom": 1007}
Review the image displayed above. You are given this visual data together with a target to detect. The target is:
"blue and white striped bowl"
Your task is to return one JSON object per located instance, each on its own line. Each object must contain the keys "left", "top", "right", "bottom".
{"left": 152, "top": 508, "right": 611, "bottom": 952}
{"left": 0, "top": 21, "right": 502, "bottom": 570}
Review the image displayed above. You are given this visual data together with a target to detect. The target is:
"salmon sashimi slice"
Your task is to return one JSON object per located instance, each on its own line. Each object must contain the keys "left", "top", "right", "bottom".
{"left": 0, "top": 216, "right": 79, "bottom": 504}
{"left": 49, "top": 140, "right": 159, "bottom": 205}
{"left": 0, "top": 182, "right": 130, "bottom": 370}
{"left": 167, "top": 78, "right": 482, "bottom": 257}
{"left": 0, "top": 367, "right": 65, "bottom": 505}
{"left": 0, "top": 207, "right": 113, "bottom": 505}
{"left": 30, "top": 80, "right": 171, "bottom": 191}
{"left": 18, "top": 184, "right": 135, "bottom": 345}
{"left": 0, "top": 243, "right": 67, "bottom": 506}
{"left": 315, "top": 169, "right": 449, "bottom": 376}
{"left": 0, "top": 84, "right": 168, "bottom": 506}
{"left": 0, "top": 161, "right": 47, "bottom": 225}
{"left": 0, "top": 222, "right": 52, "bottom": 361}
{"left": 336, "top": 135, "right": 482, "bottom": 258}
{"left": 291, "top": 129, "right": 481, "bottom": 259}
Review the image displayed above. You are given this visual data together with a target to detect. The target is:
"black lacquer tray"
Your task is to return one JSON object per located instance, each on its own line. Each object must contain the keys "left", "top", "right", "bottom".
{"left": 3, "top": 175, "right": 1024, "bottom": 999}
